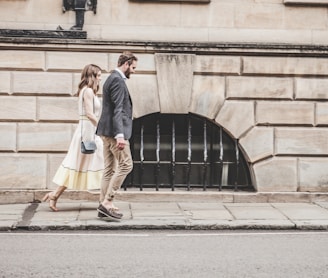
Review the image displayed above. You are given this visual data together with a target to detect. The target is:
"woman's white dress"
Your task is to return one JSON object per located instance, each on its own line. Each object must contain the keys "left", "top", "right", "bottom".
{"left": 52, "top": 89, "right": 104, "bottom": 190}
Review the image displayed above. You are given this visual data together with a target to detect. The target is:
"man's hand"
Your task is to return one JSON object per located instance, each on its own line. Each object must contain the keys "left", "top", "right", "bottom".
{"left": 116, "top": 137, "right": 126, "bottom": 150}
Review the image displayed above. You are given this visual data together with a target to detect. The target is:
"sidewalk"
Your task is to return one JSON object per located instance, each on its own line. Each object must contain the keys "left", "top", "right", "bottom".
{"left": 1, "top": 198, "right": 328, "bottom": 231}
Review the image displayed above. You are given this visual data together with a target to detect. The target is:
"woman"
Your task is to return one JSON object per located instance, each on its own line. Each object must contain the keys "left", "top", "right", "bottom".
{"left": 42, "top": 64, "right": 104, "bottom": 211}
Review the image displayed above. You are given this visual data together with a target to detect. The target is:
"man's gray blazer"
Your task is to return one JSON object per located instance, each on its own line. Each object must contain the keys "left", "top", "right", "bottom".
{"left": 96, "top": 70, "right": 133, "bottom": 140}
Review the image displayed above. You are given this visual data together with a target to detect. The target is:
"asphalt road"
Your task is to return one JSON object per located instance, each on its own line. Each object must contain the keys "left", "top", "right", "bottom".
{"left": 0, "top": 230, "right": 327, "bottom": 278}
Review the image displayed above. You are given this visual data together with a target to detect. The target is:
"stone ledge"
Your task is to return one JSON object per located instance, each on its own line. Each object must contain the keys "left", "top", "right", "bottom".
{"left": 1, "top": 190, "right": 328, "bottom": 204}
{"left": 0, "top": 29, "right": 87, "bottom": 39}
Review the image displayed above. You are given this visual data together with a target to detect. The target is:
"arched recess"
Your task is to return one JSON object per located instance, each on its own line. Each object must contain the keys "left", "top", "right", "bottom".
{"left": 123, "top": 113, "right": 254, "bottom": 191}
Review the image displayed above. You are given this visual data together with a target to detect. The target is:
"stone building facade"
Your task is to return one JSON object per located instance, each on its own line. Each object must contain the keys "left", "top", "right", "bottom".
{"left": 1, "top": 0, "right": 328, "bottom": 197}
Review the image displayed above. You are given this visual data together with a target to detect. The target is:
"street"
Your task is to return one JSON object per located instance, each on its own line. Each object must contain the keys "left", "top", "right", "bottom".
{"left": 0, "top": 230, "right": 327, "bottom": 278}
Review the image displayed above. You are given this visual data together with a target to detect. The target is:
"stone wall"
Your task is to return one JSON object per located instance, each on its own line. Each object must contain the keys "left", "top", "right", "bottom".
{"left": 0, "top": 40, "right": 328, "bottom": 192}
{"left": 1, "top": 0, "right": 328, "bottom": 193}
{"left": 1, "top": 0, "right": 328, "bottom": 44}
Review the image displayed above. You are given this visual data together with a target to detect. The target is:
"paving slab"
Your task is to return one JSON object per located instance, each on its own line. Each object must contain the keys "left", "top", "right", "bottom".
{"left": 272, "top": 203, "right": 328, "bottom": 220}
{"left": 225, "top": 205, "right": 287, "bottom": 220}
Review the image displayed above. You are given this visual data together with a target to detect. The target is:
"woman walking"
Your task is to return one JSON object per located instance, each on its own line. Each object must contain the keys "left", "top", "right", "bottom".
{"left": 42, "top": 64, "right": 104, "bottom": 211}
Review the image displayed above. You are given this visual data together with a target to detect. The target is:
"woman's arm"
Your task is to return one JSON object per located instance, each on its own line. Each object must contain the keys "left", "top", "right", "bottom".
{"left": 83, "top": 88, "right": 98, "bottom": 127}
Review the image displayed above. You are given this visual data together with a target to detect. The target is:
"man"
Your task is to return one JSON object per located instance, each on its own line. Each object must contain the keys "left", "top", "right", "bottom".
{"left": 96, "top": 51, "right": 138, "bottom": 220}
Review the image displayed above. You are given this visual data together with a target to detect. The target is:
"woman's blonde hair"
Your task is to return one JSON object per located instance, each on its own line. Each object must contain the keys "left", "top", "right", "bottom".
{"left": 77, "top": 64, "right": 101, "bottom": 96}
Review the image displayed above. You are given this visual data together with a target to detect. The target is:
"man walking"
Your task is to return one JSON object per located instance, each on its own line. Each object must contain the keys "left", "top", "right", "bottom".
{"left": 96, "top": 51, "right": 138, "bottom": 220}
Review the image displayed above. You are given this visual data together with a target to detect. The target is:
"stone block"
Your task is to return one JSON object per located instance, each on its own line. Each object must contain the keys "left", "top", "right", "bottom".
{"left": 194, "top": 55, "right": 240, "bottom": 74}
{"left": 215, "top": 101, "right": 255, "bottom": 139}
{"left": 227, "top": 77, "right": 293, "bottom": 99}
{"left": 17, "top": 123, "right": 72, "bottom": 152}
{"left": 46, "top": 52, "right": 108, "bottom": 72}
{"left": 296, "top": 78, "right": 328, "bottom": 100}
{"left": 189, "top": 75, "right": 225, "bottom": 119}
{"left": 256, "top": 101, "right": 314, "bottom": 125}
{"left": 127, "top": 74, "right": 160, "bottom": 118}
{"left": 0, "top": 50, "right": 44, "bottom": 70}
{"left": 299, "top": 158, "right": 328, "bottom": 192}
{"left": 13, "top": 72, "right": 72, "bottom": 95}
{"left": 0, "top": 96, "right": 36, "bottom": 121}
{"left": 0, "top": 154, "right": 47, "bottom": 189}
{"left": 254, "top": 157, "right": 298, "bottom": 192}
{"left": 316, "top": 103, "right": 328, "bottom": 125}
{"left": 235, "top": 4, "right": 284, "bottom": 29}
{"left": 38, "top": 97, "right": 78, "bottom": 121}
{"left": 243, "top": 56, "right": 328, "bottom": 76}
{"left": 0, "top": 123, "right": 16, "bottom": 152}
{"left": 284, "top": 6, "right": 327, "bottom": 29}
{"left": 239, "top": 127, "right": 274, "bottom": 163}
{"left": 155, "top": 54, "right": 195, "bottom": 114}
{"left": 0, "top": 72, "right": 10, "bottom": 94}
{"left": 209, "top": 28, "right": 312, "bottom": 44}
{"left": 275, "top": 127, "right": 328, "bottom": 155}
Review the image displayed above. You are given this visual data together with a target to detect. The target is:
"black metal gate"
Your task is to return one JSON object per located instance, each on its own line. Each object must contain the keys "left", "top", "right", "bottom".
{"left": 123, "top": 113, "right": 254, "bottom": 191}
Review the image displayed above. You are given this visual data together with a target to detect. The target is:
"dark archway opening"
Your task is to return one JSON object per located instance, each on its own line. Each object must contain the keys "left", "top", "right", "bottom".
{"left": 123, "top": 113, "right": 254, "bottom": 191}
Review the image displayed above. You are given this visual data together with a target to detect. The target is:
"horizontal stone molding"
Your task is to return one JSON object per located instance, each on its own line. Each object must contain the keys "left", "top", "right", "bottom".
{"left": 284, "top": 0, "right": 328, "bottom": 5}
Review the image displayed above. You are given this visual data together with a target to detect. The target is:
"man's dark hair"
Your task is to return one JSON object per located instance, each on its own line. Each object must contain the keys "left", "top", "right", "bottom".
{"left": 117, "top": 51, "right": 138, "bottom": 67}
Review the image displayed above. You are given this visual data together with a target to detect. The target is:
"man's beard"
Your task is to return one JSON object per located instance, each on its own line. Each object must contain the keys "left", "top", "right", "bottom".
{"left": 125, "top": 68, "right": 131, "bottom": 79}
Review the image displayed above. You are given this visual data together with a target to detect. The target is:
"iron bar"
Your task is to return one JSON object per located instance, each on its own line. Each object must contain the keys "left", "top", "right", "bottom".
{"left": 139, "top": 124, "right": 144, "bottom": 191}
{"left": 171, "top": 119, "right": 176, "bottom": 191}
{"left": 234, "top": 139, "right": 240, "bottom": 191}
{"left": 218, "top": 127, "right": 223, "bottom": 191}
{"left": 187, "top": 117, "right": 192, "bottom": 190}
{"left": 155, "top": 118, "right": 160, "bottom": 191}
{"left": 202, "top": 120, "right": 208, "bottom": 190}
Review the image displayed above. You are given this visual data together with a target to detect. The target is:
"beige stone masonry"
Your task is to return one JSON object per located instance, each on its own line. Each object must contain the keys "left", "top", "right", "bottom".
{"left": 209, "top": 28, "right": 312, "bottom": 45}
{"left": 0, "top": 50, "right": 44, "bottom": 70}
{"left": 0, "top": 123, "right": 16, "bottom": 152}
{"left": 256, "top": 101, "right": 314, "bottom": 125}
{"left": 275, "top": 127, "right": 328, "bottom": 155}
{"left": 13, "top": 72, "right": 73, "bottom": 95}
{"left": 299, "top": 158, "right": 328, "bottom": 192}
{"left": 17, "top": 123, "right": 73, "bottom": 152}
{"left": 48, "top": 154, "right": 66, "bottom": 189}
{"left": 239, "top": 127, "right": 274, "bottom": 163}
{"left": 0, "top": 72, "right": 10, "bottom": 94}
{"left": 0, "top": 154, "right": 47, "bottom": 189}
{"left": 284, "top": 5, "right": 328, "bottom": 29}
{"left": 215, "top": 100, "right": 255, "bottom": 139}
{"left": 296, "top": 78, "right": 328, "bottom": 100}
{"left": 0, "top": 96, "right": 36, "bottom": 121}
{"left": 243, "top": 57, "right": 328, "bottom": 76}
{"left": 235, "top": 3, "right": 284, "bottom": 29}
{"left": 38, "top": 97, "right": 79, "bottom": 122}
{"left": 316, "top": 103, "right": 328, "bottom": 125}
{"left": 189, "top": 76, "right": 225, "bottom": 119}
{"left": 127, "top": 74, "right": 160, "bottom": 118}
{"left": 254, "top": 157, "right": 298, "bottom": 192}
{"left": 227, "top": 77, "right": 293, "bottom": 99}
{"left": 155, "top": 54, "right": 195, "bottom": 114}
{"left": 194, "top": 55, "right": 240, "bottom": 74}
{"left": 46, "top": 52, "right": 108, "bottom": 72}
